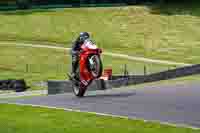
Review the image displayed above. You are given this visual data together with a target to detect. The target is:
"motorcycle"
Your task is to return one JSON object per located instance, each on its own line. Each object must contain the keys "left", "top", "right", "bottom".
{"left": 68, "top": 39, "right": 103, "bottom": 97}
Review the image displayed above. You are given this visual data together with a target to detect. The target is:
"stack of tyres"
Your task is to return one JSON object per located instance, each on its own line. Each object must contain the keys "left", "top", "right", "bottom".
{"left": 0, "top": 79, "right": 29, "bottom": 92}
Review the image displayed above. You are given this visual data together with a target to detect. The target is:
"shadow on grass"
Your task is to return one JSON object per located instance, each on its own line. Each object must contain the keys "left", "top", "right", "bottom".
{"left": 1, "top": 1, "right": 200, "bottom": 17}
{"left": 0, "top": 3, "right": 127, "bottom": 15}
{"left": 0, "top": 8, "right": 56, "bottom": 15}
{"left": 149, "top": 1, "right": 200, "bottom": 17}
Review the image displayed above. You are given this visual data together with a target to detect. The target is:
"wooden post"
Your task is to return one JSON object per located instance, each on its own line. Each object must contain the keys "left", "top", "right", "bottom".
{"left": 26, "top": 64, "right": 28, "bottom": 73}
{"left": 168, "top": 66, "right": 170, "bottom": 71}
{"left": 144, "top": 65, "right": 147, "bottom": 76}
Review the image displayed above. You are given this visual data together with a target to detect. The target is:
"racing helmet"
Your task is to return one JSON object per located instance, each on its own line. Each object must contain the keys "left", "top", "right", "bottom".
{"left": 79, "top": 32, "right": 90, "bottom": 42}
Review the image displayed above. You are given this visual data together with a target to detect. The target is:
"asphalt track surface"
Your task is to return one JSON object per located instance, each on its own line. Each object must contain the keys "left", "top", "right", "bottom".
{"left": 1, "top": 82, "right": 200, "bottom": 128}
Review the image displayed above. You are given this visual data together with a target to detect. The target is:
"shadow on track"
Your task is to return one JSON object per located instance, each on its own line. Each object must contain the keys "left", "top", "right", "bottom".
{"left": 83, "top": 91, "right": 136, "bottom": 98}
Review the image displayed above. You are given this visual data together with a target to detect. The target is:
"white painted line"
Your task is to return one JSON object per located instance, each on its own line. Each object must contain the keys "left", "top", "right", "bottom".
{"left": 0, "top": 90, "right": 47, "bottom": 99}
{"left": 103, "top": 52, "right": 192, "bottom": 66}
{"left": 2, "top": 102, "right": 199, "bottom": 130}
{"left": 0, "top": 41, "right": 193, "bottom": 66}
{"left": 1, "top": 42, "right": 70, "bottom": 51}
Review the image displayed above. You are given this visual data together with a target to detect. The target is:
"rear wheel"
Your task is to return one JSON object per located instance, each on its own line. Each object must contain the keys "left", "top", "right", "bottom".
{"left": 88, "top": 55, "right": 103, "bottom": 78}
{"left": 72, "top": 83, "right": 86, "bottom": 97}
{"left": 72, "top": 67, "right": 86, "bottom": 97}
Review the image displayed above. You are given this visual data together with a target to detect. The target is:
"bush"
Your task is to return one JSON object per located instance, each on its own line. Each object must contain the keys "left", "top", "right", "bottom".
{"left": 158, "top": 0, "right": 199, "bottom": 4}
{"left": 0, "top": 0, "right": 16, "bottom": 6}
{"left": 124, "top": 0, "right": 138, "bottom": 5}
{"left": 16, "top": 0, "right": 31, "bottom": 9}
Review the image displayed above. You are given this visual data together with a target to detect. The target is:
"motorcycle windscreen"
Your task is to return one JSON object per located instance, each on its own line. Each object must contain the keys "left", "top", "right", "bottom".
{"left": 81, "top": 39, "right": 97, "bottom": 49}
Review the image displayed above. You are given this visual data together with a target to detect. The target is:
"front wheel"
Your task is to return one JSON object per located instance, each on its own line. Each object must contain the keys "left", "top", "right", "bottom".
{"left": 88, "top": 55, "right": 103, "bottom": 78}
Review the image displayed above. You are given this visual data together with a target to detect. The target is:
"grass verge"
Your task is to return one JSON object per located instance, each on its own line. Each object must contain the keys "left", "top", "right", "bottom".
{"left": 0, "top": 103, "right": 199, "bottom": 133}
{"left": 0, "top": 4, "right": 200, "bottom": 64}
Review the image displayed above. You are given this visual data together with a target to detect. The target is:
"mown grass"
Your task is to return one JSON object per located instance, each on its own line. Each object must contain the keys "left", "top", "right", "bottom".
{"left": 0, "top": 45, "right": 172, "bottom": 90}
{"left": 0, "top": 103, "right": 199, "bottom": 133}
{"left": 0, "top": 4, "right": 200, "bottom": 64}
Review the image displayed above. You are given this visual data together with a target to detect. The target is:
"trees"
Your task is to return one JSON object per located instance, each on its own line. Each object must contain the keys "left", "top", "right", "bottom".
{"left": 16, "top": 0, "right": 31, "bottom": 9}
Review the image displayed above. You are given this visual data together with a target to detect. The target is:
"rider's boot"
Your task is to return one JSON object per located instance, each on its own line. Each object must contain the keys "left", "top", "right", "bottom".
{"left": 71, "top": 72, "right": 76, "bottom": 80}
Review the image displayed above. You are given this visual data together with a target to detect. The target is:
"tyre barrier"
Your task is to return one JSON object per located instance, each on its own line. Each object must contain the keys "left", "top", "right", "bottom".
{"left": 0, "top": 79, "right": 29, "bottom": 92}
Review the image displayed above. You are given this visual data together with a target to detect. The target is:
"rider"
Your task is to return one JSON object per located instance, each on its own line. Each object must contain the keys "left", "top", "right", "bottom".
{"left": 71, "top": 32, "right": 90, "bottom": 78}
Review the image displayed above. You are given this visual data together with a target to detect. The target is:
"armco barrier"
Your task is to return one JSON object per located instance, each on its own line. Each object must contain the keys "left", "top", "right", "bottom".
{"left": 48, "top": 79, "right": 106, "bottom": 95}
{"left": 48, "top": 64, "right": 200, "bottom": 95}
{"left": 127, "top": 64, "right": 200, "bottom": 85}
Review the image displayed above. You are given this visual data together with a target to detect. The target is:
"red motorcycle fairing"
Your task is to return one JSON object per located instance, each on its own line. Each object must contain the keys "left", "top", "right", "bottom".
{"left": 79, "top": 48, "right": 102, "bottom": 88}
{"left": 70, "top": 39, "right": 103, "bottom": 97}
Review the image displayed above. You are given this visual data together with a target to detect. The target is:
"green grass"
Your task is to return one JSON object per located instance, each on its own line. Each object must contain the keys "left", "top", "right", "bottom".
{"left": 0, "top": 103, "right": 199, "bottom": 133}
{"left": 0, "top": 4, "right": 200, "bottom": 64}
{"left": 0, "top": 45, "right": 172, "bottom": 90}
